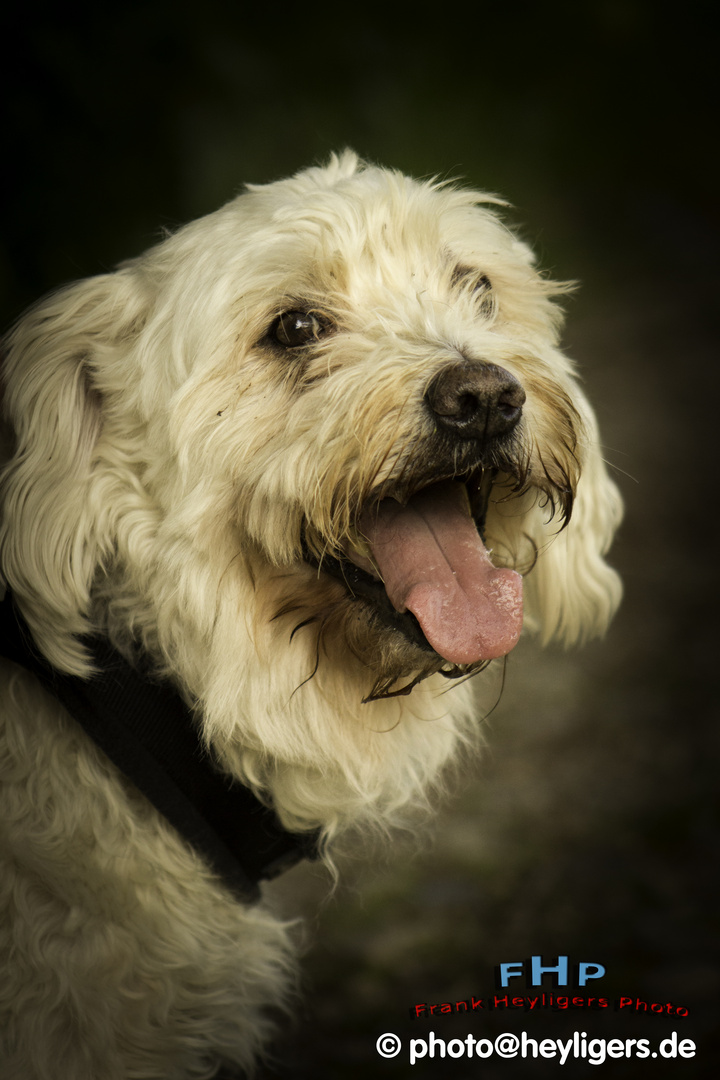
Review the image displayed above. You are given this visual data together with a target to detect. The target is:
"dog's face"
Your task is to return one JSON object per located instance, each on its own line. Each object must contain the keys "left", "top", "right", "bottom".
{"left": 153, "top": 156, "right": 610, "bottom": 696}
{"left": 0, "top": 153, "right": 622, "bottom": 823}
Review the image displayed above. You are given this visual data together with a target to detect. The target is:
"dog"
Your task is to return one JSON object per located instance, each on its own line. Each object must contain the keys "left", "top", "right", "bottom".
{"left": 0, "top": 152, "right": 622, "bottom": 1079}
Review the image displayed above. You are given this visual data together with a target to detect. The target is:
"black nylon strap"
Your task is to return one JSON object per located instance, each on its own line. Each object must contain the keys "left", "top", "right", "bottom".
{"left": 0, "top": 591, "right": 318, "bottom": 901}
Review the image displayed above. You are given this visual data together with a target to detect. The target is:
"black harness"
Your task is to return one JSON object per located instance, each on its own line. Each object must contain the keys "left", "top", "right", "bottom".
{"left": 0, "top": 590, "right": 319, "bottom": 902}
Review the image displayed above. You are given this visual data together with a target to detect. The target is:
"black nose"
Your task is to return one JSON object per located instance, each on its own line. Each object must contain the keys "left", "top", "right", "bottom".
{"left": 424, "top": 360, "right": 525, "bottom": 443}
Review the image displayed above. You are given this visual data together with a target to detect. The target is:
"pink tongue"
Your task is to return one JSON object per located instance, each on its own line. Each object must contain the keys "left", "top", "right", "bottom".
{"left": 358, "top": 482, "right": 523, "bottom": 665}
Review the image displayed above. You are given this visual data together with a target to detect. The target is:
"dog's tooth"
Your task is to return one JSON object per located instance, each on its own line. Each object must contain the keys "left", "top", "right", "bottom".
{"left": 344, "top": 529, "right": 382, "bottom": 579}
{"left": 346, "top": 526, "right": 371, "bottom": 558}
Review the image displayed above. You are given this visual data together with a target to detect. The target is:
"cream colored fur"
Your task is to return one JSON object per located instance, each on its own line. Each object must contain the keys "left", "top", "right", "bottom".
{"left": 0, "top": 153, "right": 622, "bottom": 1078}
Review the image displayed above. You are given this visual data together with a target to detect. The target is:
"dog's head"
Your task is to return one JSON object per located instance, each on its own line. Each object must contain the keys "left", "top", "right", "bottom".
{"left": 0, "top": 153, "right": 622, "bottom": 822}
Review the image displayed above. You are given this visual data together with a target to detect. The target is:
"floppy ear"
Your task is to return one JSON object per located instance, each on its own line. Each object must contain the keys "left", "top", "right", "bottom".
{"left": 522, "top": 390, "right": 623, "bottom": 645}
{"left": 0, "top": 273, "right": 143, "bottom": 674}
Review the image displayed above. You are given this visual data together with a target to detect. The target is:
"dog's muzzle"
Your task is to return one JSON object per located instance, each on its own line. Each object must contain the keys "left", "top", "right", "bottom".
{"left": 304, "top": 361, "right": 528, "bottom": 671}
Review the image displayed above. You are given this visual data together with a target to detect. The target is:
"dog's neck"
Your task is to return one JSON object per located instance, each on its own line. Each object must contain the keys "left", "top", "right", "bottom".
{"left": 0, "top": 588, "right": 319, "bottom": 900}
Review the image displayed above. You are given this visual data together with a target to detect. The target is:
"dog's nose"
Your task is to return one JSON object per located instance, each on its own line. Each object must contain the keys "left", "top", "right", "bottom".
{"left": 425, "top": 361, "right": 525, "bottom": 443}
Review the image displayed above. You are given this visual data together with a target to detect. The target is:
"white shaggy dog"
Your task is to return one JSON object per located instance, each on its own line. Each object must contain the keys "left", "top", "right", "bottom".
{"left": 0, "top": 153, "right": 622, "bottom": 1079}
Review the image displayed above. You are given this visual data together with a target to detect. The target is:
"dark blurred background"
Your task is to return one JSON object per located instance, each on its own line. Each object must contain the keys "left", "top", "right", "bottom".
{"left": 3, "top": 2, "right": 717, "bottom": 1076}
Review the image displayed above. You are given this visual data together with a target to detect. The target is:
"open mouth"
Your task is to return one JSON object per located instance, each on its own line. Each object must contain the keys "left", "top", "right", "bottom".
{"left": 305, "top": 468, "right": 524, "bottom": 667}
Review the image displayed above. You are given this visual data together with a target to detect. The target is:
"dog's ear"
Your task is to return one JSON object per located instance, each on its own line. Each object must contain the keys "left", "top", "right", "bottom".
{"left": 523, "top": 392, "right": 623, "bottom": 646}
{"left": 0, "top": 273, "right": 143, "bottom": 674}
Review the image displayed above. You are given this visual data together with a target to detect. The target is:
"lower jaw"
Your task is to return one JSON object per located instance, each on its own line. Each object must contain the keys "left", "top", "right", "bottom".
{"left": 326, "top": 587, "right": 491, "bottom": 702}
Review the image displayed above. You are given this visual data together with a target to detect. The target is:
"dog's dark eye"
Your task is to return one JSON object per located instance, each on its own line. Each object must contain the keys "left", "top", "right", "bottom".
{"left": 451, "top": 266, "right": 492, "bottom": 297}
{"left": 472, "top": 274, "right": 494, "bottom": 317}
{"left": 271, "top": 310, "right": 329, "bottom": 348}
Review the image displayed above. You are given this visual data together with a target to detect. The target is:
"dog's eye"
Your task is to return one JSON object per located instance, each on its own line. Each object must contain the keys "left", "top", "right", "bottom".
{"left": 271, "top": 310, "right": 329, "bottom": 348}
{"left": 476, "top": 276, "right": 495, "bottom": 315}
{"left": 466, "top": 274, "right": 494, "bottom": 318}
{"left": 451, "top": 267, "right": 492, "bottom": 298}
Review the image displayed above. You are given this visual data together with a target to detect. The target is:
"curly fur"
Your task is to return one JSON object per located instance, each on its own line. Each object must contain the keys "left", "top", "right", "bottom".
{"left": 0, "top": 152, "right": 622, "bottom": 1077}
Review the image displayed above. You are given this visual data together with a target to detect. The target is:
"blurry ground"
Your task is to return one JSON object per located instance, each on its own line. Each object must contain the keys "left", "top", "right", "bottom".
{"left": 3, "top": 3, "right": 718, "bottom": 1077}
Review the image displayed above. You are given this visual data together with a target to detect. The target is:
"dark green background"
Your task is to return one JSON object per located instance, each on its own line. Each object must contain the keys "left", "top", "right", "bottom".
{"left": 3, "top": 2, "right": 717, "bottom": 1076}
